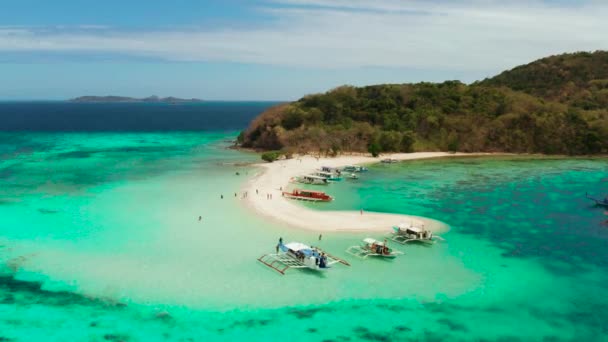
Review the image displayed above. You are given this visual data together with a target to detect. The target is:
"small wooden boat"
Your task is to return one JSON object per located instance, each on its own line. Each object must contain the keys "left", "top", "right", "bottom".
{"left": 346, "top": 173, "right": 359, "bottom": 180}
{"left": 258, "top": 242, "right": 350, "bottom": 275}
{"left": 346, "top": 238, "right": 403, "bottom": 259}
{"left": 282, "top": 189, "right": 333, "bottom": 202}
{"left": 586, "top": 193, "right": 608, "bottom": 208}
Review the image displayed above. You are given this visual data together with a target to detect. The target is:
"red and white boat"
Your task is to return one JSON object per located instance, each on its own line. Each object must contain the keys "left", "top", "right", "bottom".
{"left": 282, "top": 189, "right": 333, "bottom": 202}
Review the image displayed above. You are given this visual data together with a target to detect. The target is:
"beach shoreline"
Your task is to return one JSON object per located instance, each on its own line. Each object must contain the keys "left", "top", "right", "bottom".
{"left": 241, "top": 152, "right": 487, "bottom": 233}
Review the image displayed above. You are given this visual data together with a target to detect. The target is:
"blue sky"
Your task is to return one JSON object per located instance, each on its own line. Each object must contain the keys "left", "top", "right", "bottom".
{"left": 1, "top": 0, "right": 606, "bottom": 100}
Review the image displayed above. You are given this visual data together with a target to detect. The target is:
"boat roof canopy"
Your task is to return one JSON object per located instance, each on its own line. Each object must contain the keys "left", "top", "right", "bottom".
{"left": 363, "top": 238, "right": 384, "bottom": 245}
{"left": 284, "top": 242, "right": 311, "bottom": 251}
{"left": 397, "top": 222, "right": 425, "bottom": 233}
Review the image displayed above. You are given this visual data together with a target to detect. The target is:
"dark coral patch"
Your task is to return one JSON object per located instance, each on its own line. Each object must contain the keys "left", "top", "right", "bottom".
{"left": 436, "top": 318, "right": 469, "bottom": 332}
{"left": 103, "top": 333, "right": 130, "bottom": 342}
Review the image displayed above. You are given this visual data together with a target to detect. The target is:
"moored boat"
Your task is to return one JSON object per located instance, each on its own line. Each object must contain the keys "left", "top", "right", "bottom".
{"left": 381, "top": 158, "right": 398, "bottom": 164}
{"left": 282, "top": 189, "right": 333, "bottom": 202}
{"left": 257, "top": 241, "right": 350, "bottom": 275}
{"left": 390, "top": 222, "right": 440, "bottom": 244}
{"left": 343, "top": 165, "right": 368, "bottom": 172}
{"left": 294, "top": 175, "right": 329, "bottom": 185}
{"left": 346, "top": 173, "right": 359, "bottom": 180}
{"left": 315, "top": 171, "right": 342, "bottom": 182}
{"left": 346, "top": 238, "right": 403, "bottom": 259}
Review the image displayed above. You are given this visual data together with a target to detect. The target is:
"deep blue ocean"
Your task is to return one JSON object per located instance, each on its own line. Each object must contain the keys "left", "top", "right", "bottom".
{"left": 0, "top": 101, "right": 277, "bottom": 131}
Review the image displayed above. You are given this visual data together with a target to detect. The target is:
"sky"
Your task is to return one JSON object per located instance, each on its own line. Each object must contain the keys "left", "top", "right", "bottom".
{"left": 0, "top": 0, "right": 607, "bottom": 101}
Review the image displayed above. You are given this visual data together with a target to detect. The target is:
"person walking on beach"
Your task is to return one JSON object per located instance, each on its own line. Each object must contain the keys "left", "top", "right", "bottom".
{"left": 256, "top": 189, "right": 258, "bottom": 195}
{"left": 360, "top": 209, "right": 363, "bottom": 215}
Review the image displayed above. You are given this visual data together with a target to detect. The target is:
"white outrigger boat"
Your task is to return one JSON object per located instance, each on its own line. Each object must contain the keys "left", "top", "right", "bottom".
{"left": 346, "top": 238, "right": 403, "bottom": 259}
{"left": 343, "top": 165, "right": 368, "bottom": 172}
{"left": 258, "top": 242, "right": 350, "bottom": 275}
{"left": 314, "top": 171, "right": 342, "bottom": 182}
{"left": 381, "top": 158, "right": 398, "bottom": 164}
{"left": 294, "top": 175, "right": 329, "bottom": 185}
{"left": 390, "top": 222, "right": 442, "bottom": 245}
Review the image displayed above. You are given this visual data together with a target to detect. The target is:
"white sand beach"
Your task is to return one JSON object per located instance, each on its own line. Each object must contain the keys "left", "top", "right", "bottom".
{"left": 243, "top": 152, "right": 474, "bottom": 233}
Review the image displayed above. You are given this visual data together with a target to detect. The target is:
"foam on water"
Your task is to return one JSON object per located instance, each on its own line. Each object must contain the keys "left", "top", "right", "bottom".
{"left": 1, "top": 133, "right": 608, "bottom": 341}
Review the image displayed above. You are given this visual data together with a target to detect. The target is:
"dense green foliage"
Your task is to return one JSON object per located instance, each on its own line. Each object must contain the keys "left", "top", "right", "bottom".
{"left": 242, "top": 52, "right": 608, "bottom": 155}
{"left": 261, "top": 151, "right": 282, "bottom": 162}
{"left": 480, "top": 51, "right": 608, "bottom": 110}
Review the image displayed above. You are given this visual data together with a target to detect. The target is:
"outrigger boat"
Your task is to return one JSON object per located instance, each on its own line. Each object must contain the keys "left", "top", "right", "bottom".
{"left": 282, "top": 189, "right": 333, "bottom": 202}
{"left": 390, "top": 222, "right": 441, "bottom": 245}
{"left": 258, "top": 242, "right": 350, "bottom": 275}
{"left": 346, "top": 173, "right": 359, "bottom": 180}
{"left": 381, "top": 158, "right": 398, "bottom": 164}
{"left": 586, "top": 193, "right": 608, "bottom": 208}
{"left": 346, "top": 238, "right": 403, "bottom": 259}
{"left": 314, "top": 171, "right": 342, "bottom": 182}
{"left": 294, "top": 175, "right": 329, "bottom": 185}
{"left": 343, "top": 165, "right": 368, "bottom": 172}
{"left": 321, "top": 166, "right": 342, "bottom": 174}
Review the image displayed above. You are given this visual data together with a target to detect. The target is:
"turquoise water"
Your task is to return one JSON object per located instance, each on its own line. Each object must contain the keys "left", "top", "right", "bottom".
{"left": 1, "top": 133, "right": 608, "bottom": 341}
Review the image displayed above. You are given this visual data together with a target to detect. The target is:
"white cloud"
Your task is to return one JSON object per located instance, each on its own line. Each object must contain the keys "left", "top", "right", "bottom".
{"left": 0, "top": 0, "right": 607, "bottom": 73}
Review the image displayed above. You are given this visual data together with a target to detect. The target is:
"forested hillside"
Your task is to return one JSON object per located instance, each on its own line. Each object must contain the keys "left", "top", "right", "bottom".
{"left": 240, "top": 52, "right": 608, "bottom": 156}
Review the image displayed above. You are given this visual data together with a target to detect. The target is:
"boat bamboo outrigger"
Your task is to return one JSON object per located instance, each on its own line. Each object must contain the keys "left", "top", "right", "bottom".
{"left": 282, "top": 189, "right": 333, "bottom": 202}
{"left": 390, "top": 222, "right": 441, "bottom": 244}
{"left": 258, "top": 242, "right": 350, "bottom": 275}
{"left": 586, "top": 193, "right": 608, "bottom": 208}
{"left": 346, "top": 238, "right": 403, "bottom": 259}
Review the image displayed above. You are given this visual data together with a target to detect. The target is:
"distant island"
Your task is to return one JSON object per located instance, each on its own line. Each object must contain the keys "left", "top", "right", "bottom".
{"left": 69, "top": 95, "right": 203, "bottom": 103}
{"left": 240, "top": 51, "right": 608, "bottom": 156}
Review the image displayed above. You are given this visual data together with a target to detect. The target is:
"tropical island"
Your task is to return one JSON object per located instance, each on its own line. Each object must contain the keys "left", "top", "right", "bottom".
{"left": 239, "top": 51, "right": 608, "bottom": 157}
{"left": 69, "top": 95, "right": 203, "bottom": 103}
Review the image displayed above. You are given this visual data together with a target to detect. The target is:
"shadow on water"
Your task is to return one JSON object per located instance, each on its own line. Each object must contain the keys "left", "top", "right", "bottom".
{"left": 0, "top": 274, "right": 126, "bottom": 309}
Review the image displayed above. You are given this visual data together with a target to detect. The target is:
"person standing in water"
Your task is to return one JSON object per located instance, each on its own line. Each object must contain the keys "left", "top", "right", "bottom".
{"left": 318, "top": 234, "right": 322, "bottom": 241}
{"left": 198, "top": 216, "right": 202, "bottom": 222}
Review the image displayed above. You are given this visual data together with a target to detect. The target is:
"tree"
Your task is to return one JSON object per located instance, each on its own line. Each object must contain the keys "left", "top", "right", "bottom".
{"left": 400, "top": 131, "right": 415, "bottom": 152}
{"left": 261, "top": 151, "right": 281, "bottom": 162}
{"left": 368, "top": 142, "right": 381, "bottom": 157}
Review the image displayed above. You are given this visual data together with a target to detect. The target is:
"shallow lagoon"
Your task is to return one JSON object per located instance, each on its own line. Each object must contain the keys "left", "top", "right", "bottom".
{"left": 1, "top": 132, "right": 608, "bottom": 341}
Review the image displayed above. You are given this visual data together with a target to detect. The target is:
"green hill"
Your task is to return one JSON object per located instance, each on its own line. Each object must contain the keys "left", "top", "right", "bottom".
{"left": 240, "top": 52, "right": 608, "bottom": 156}
{"left": 479, "top": 51, "right": 608, "bottom": 110}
